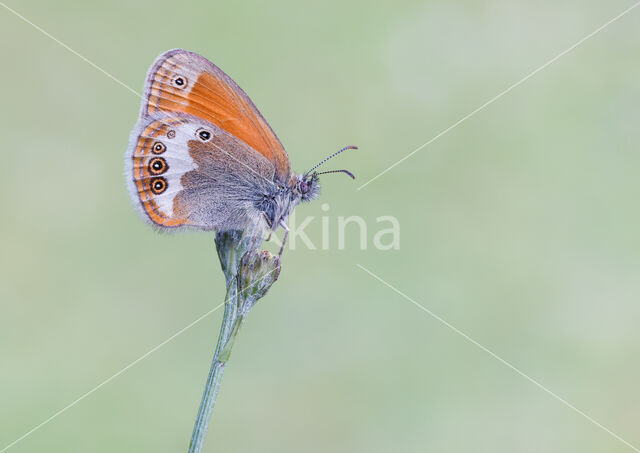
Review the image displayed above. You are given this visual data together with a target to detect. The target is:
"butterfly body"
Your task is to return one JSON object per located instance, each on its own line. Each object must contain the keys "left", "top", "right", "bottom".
{"left": 126, "top": 49, "right": 344, "bottom": 237}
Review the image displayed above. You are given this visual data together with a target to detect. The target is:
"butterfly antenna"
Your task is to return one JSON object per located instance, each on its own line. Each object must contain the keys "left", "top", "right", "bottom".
{"left": 314, "top": 169, "right": 355, "bottom": 179}
{"left": 304, "top": 145, "right": 357, "bottom": 178}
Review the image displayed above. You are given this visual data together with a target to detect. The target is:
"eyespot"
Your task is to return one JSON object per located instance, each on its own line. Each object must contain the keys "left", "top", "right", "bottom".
{"left": 152, "top": 141, "right": 166, "bottom": 154}
{"left": 150, "top": 177, "right": 167, "bottom": 195}
{"left": 172, "top": 75, "right": 188, "bottom": 89}
{"left": 196, "top": 128, "right": 212, "bottom": 141}
{"left": 148, "top": 157, "right": 168, "bottom": 175}
{"left": 166, "top": 130, "right": 176, "bottom": 139}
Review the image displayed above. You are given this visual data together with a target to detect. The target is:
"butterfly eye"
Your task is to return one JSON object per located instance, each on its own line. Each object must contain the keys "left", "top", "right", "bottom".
{"left": 172, "top": 75, "right": 188, "bottom": 89}
{"left": 148, "top": 157, "right": 168, "bottom": 175}
{"left": 150, "top": 177, "right": 167, "bottom": 195}
{"left": 152, "top": 141, "right": 166, "bottom": 154}
{"left": 299, "top": 181, "right": 309, "bottom": 194}
{"left": 196, "top": 128, "right": 212, "bottom": 142}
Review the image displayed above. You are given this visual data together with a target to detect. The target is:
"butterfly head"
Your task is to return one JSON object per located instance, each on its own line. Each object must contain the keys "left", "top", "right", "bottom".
{"left": 295, "top": 172, "right": 320, "bottom": 202}
{"left": 258, "top": 146, "right": 357, "bottom": 231}
{"left": 295, "top": 145, "right": 357, "bottom": 203}
{"left": 258, "top": 175, "right": 318, "bottom": 231}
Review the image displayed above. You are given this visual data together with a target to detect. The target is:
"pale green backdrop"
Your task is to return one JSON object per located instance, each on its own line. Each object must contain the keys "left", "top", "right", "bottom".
{"left": 1, "top": 1, "right": 640, "bottom": 452}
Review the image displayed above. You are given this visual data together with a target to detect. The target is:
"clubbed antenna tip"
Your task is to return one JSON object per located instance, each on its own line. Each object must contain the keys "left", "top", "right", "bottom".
{"left": 315, "top": 169, "right": 355, "bottom": 179}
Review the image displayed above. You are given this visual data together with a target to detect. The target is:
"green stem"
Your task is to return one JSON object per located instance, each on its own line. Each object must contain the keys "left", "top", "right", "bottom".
{"left": 187, "top": 230, "right": 279, "bottom": 453}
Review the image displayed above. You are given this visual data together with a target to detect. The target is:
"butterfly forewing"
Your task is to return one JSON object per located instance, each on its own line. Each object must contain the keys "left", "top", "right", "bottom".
{"left": 143, "top": 49, "right": 291, "bottom": 181}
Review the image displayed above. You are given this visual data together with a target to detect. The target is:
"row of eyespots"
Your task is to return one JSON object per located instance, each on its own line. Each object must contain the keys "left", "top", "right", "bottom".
{"left": 146, "top": 124, "right": 211, "bottom": 197}
{"left": 149, "top": 137, "right": 169, "bottom": 195}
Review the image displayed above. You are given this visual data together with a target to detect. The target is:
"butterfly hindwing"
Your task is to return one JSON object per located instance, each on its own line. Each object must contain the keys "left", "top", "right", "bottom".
{"left": 126, "top": 113, "right": 275, "bottom": 230}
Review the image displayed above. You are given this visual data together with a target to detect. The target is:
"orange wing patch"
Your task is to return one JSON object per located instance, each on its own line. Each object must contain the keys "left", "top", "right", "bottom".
{"left": 144, "top": 49, "right": 291, "bottom": 182}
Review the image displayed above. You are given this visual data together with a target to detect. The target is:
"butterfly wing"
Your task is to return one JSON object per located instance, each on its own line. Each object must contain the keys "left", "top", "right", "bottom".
{"left": 142, "top": 48, "right": 291, "bottom": 182}
{"left": 126, "top": 112, "right": 275, "bottom": 230}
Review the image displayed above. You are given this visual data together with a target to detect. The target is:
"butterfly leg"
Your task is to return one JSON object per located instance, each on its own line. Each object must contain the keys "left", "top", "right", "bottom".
{"left": 277, "top": 220, "right": 289, "bottom": 259}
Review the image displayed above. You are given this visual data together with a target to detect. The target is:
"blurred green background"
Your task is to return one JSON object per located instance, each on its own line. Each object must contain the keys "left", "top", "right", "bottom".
{"left": 2, "top": 1, "right": 640, "bottom": 452}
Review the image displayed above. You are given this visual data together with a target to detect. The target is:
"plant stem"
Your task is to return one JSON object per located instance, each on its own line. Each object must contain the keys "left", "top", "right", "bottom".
{"left": 187, "top": 281, "right": 238, "bottom": 453}
{"left": 187, "top": 230, "right": 279, "bottom": 453}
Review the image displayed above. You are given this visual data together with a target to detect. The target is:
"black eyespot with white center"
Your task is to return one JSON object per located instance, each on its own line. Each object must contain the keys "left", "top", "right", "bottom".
{"left": 152, "top": 141, "right": 166, "bottom": 154}
{"left": 150, "top": 177, "right": 167, "bottom": 195}
{"left": 172, "top": 75, "right": 187, "bottom": 89}
{"left": 148, "top": 157, "right": 168, "bottom": 175}
{"left": 196, "top": 128, "right": 212, "bottom": 142}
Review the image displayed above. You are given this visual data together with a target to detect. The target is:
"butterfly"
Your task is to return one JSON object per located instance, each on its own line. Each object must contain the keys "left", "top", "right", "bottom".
{"left": 126, "top": 49, "right": 355, "bottom": 249}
